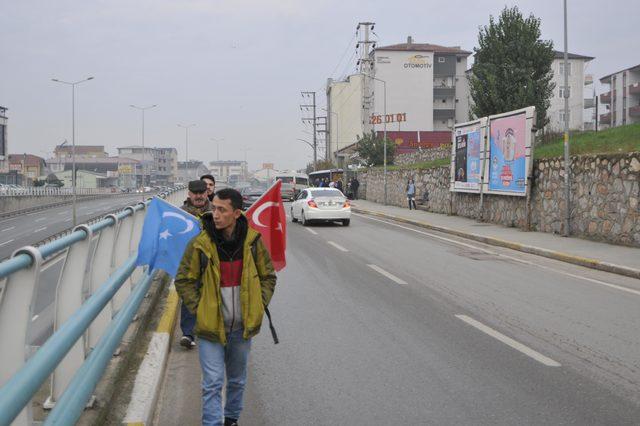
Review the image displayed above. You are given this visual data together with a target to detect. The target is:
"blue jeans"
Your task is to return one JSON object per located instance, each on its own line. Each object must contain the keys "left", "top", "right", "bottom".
{"left": 180, "top": 302, "right": 195, "bottom": 337}
{"left": 199, "top": 329, "right": 252, "bottom": 426}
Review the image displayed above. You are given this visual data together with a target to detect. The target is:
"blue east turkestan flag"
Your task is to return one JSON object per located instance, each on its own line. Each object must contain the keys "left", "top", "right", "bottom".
{"left": 136, "top": 197, "right": 201, "bottom": 277}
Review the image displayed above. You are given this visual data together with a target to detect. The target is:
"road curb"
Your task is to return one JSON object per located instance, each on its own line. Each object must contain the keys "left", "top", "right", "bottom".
{"left": 123, "top": 283, "right": 180, "bottom": 425}
{"left": 352, "top": 207, "right": 640, "bottom": 280}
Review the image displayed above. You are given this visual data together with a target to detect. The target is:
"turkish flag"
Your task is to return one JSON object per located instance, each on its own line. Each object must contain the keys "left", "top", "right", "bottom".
{"left": 246, "top": 180, "right": 287, "bottom": 271}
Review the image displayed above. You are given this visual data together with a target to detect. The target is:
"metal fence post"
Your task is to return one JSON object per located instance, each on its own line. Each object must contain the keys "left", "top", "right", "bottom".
{"left": 111, "top": 214, "right": 132, "bottom": 315}
{"left": 87, "top": 215, "right": 119, "bottom": 350}
{"left": 44, "top": 225, "right": 94, "bottom": 410}
{"left": 0, "top": 246, "right": 42, "bottom": 426}
{"left": 129, "top": 202, "right": 147, "bottom": 288}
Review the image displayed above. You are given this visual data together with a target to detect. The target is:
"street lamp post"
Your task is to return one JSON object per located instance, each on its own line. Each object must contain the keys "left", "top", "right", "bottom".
{"left": 562, "top": 0, "right": 571, "bottom": 236}
{"left": 322, "top": 108, "right": 339, "bottom": 164}
{"left": 52, "top": 76, "right": 94, "bottom": 226}
{"left": 211, "top": 138, "right": 224, "bottom": 161}
{"left": 177, "top": 124, "right": 196, "bottom": 180}
{"left": 364, "top": 74, "right": 387, "bottom": 205}
{"left": 130, "top": 104, "right": 157, "bottom": 199}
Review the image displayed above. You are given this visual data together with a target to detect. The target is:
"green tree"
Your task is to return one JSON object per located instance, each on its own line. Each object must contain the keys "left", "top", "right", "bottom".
{"left": 469, "top": 6, "right": 555, "bottom": 128}
{"left": 356, "top": 131, "right": 395, "bottom": 167}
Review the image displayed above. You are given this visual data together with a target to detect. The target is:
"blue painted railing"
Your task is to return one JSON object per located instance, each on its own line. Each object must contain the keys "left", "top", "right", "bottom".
{"left": 0, "top": 187, "right": 186, "bottom": 425}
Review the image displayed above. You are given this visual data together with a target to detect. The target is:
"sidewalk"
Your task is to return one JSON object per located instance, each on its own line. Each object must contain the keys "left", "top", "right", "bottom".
{"left": 351, "top": 199, "right": 640, "bottom": 280}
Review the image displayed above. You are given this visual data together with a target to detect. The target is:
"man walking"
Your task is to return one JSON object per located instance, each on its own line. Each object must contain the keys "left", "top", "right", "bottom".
{"left": 179, "top": 180, "right": 212, "bottom": 349}
{"left": 201, "top": 173, "right": 216, "bottom": 202}
{"left": 175, "top": 188, "right": 277, "bottom": 426}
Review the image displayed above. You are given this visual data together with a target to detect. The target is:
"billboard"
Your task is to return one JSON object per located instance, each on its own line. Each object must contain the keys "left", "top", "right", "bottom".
{"left": 485, "top": 107, "right": 535, "bottom": 196}
{"left": 450, "top": 119, "right": 486, "bottom": 193}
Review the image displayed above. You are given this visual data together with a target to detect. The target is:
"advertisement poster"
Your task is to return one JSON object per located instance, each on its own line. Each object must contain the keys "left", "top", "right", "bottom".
{"left": 488, "top": 112, "right": 527, "bottom": 194}
{"left": 453, "top": 124, "right": 482, "bottom": 191}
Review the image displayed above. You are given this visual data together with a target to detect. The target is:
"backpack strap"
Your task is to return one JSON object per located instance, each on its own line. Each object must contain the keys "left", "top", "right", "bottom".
{"left": 250, "top": 236, "right": 279, "bottom": 345}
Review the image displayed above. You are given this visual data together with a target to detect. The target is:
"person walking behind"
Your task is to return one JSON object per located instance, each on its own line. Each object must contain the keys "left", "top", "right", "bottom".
{"left": 351, "top": 177, "right": 360, "bottom": 200}
{"left": 179, "top": 180, "right": 212, "bottom": 349}
{"left": 201, "top": 174, "right": 216, "bottom": 202}
{"left": 336, "top": 179, "right": 343, "bottom": 193}
{"left": 406, "top": 178, "right": 417, "bottom": 210}
{"left": 175, "top": 188, "right": 277, "bottom": 426}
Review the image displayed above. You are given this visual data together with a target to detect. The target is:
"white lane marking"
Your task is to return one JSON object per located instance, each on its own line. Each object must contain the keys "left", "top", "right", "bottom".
{"left": 305, "top": 228, "right": 318, "bottom": 235}
{"left": 58, "top": 211, "right": 67, "bottom": 215}
{"left": 456, "top": 314, "right": 561, "bottom": 367}
{"left": 33, "top": 227, "right": 47, "bottom": 233}
{"left": 31, "top": 314, "right": 39, "bottom": 321}
{"left": 0, "top": 239, "right": 15, "bottom": 247}
{"left": 1, "top": 226, "right": 15, "bottom": 232}
{"left": 355, "top": 213, "right": 640, "bottom": 297}
{"left": 327, "top": 241, "right": 349, "bottom": 252}
{"left": 35, "top": 217, "right": 46, "bottom": 222}
{"left": 64, "top": 218, "right": 72, "bottom": 222}
{"left": 367, "top": 264, "right": 407, "bottom": 285}
{"left": 27, "top": 212, "right": 40, "bottom": 216}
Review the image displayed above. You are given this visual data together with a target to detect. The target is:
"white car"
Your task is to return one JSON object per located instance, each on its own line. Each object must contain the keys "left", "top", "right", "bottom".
{"left": 290, "top": 188, "right": 351, "bottom": 226}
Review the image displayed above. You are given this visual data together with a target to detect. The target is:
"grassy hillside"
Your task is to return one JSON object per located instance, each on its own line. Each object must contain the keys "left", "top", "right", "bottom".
{"left": 534, "top": 122, "right": 640, "bottom": 159}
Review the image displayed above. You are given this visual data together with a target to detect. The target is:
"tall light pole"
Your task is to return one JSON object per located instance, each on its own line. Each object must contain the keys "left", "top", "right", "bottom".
{"left": 562, "top": 0, "right": 571, "bottom": 236}
{"left": 130, "top": 104, "right": 157, "bottom": 198}
{"left": 178, "top": 123, "right": 196, "bottom": 180}
{"left": 52, "top": 76, "right": 94, "bottom": 226}
{"left": 364, "top": 74, "right": 387, "bottom": 205}
{"left": 211, "top": 138, "right": 224, "bottom": 161}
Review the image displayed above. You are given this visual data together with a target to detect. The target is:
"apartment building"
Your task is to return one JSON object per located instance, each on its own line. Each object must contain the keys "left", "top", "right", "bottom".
{"left": 117, "top": 146, "right": 178, "bottom": 186}
{"left": 599, "top": 64, "right": 640, "bottom": 128}
{"left": 547, "top": 51, "right": 595, "bottom": 132}
{"left": 208, "top": 160, "right": 248, "bottom": 182}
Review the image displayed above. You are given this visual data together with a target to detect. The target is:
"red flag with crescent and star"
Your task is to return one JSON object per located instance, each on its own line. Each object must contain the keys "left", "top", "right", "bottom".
{"left": 246, "top": 179, "right": 286, "bottom": 271}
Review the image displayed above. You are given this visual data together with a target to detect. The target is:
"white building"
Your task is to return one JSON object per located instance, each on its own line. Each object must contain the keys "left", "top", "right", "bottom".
{"left": 326, "top": 74, "right": 366, "bottom": 160}
{"left": 208, "top": 160, "right": 248, "bottom": 182}
{"left": 546, "top": 51, "right": 595, "bottom": 132}
{"left": 599, "top": 63, "right": 640, "bottom": 128}
{"left": 371, "top": 38, "right": 471, "bottom": 132}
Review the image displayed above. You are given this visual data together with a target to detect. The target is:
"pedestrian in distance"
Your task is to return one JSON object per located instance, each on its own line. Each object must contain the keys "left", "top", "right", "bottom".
{"left": 175, "top": 188, "right": 277, "bottom": 426}
{"left": 328, "top": 180, "right": 336, "bottom": 188}
{"left": 406, "top": 178, "right": 417, "bottom": 210}
{"left": 201, "top": 174, "right": 216, "bottom": 202}
{"left": 336, "top": 179, "right": 343, "bottom": 193}
{"left": 351, "top": 177, "right": 360, "bottom": 200}
{"left": 179, "top": 180, "right": 213, "bottom": 349}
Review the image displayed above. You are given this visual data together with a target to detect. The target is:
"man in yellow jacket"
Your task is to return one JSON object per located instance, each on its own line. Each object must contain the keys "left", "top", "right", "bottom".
{"left": 175, "top": 188, "right": 276, "bottom": 426}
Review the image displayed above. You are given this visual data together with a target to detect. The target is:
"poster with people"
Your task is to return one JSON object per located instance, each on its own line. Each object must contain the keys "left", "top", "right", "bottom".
{"left": 450, "top": 119, "right": 486, "bottom": 193}
{"left": 486, "top": 108, "right": 534, "bottom": 196}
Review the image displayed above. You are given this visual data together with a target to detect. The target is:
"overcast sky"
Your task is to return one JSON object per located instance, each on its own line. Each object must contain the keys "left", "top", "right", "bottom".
{"left": 1, "top": 0, "right": 636, "bottom": 171}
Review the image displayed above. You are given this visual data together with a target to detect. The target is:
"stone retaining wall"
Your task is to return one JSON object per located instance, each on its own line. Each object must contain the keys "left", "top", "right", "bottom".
{"left": 361, "top": 153, "right": 640, "bottom": 247}
{"left": 394, "top": 145, "right": 451, "bottom": 166}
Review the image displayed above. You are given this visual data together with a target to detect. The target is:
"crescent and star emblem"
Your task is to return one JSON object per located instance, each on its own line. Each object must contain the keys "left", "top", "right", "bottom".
{"left": 252, "top": 202, "right": 283, "bottom": 232}
{"left": 159, "top": 211, "right": 196, "bottom": 239}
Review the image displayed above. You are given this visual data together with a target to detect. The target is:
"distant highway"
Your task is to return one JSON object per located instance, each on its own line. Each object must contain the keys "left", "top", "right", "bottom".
{"left": 0, "top": 194, "right": 158, "bottom": 261}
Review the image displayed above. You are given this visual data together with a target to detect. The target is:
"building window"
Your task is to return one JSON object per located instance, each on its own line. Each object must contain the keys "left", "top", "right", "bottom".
{"left": 457, "top": 57, "right": 461, "bottom": 63}
{"left": 559, "top": 86, "right": 571, "bottom": 98}
{"left": 559, "top": 62, "right": 571, "bottom": 76}
{"left": 438, "top": 57, "right": 445, "bottom": 63}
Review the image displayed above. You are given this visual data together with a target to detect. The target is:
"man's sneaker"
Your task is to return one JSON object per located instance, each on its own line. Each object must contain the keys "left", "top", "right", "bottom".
{"left": 180, "top": 335, "right": 196, "bottom": 349}
{"left": 224, "top": 418, "right": 239, "bottom": 426}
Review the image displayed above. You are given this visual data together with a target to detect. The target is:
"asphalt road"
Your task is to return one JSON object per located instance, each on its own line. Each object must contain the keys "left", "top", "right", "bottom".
{"left": 0, "top": 194, "right": 154, "bottom": 346}
{"left": 155, "top": 208, "right": 640, "bottom": 425}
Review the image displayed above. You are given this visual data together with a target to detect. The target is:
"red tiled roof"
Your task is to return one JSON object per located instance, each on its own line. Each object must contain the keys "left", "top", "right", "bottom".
{"left": 8, "top": 154, "right": 46, "bottom": 166}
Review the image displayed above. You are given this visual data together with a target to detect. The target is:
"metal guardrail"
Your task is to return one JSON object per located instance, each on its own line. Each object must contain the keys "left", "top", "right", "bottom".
{"left": 0, "top": 186, "right": 187, "bottom": 425}
{"left": 0, "top": 187, "right": 146, "bottom": 197}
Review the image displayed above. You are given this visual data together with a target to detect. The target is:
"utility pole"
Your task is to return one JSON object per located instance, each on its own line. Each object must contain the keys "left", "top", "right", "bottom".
{"left": 301, "top": 91, "right": 317, "bottom": 169}
{"left": 562, "top": 0, "right": 570, "bottom": 237}
{"left": 316, "top": 116, "right": 329, "bottom": 160}
{"left": 356, "top": 22, "right": 376, "bottom": 135}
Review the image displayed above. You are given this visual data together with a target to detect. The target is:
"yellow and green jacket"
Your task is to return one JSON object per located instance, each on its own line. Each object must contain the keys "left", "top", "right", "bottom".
{"left": 174, "top": 214, "right": 276, "bottom": 344}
